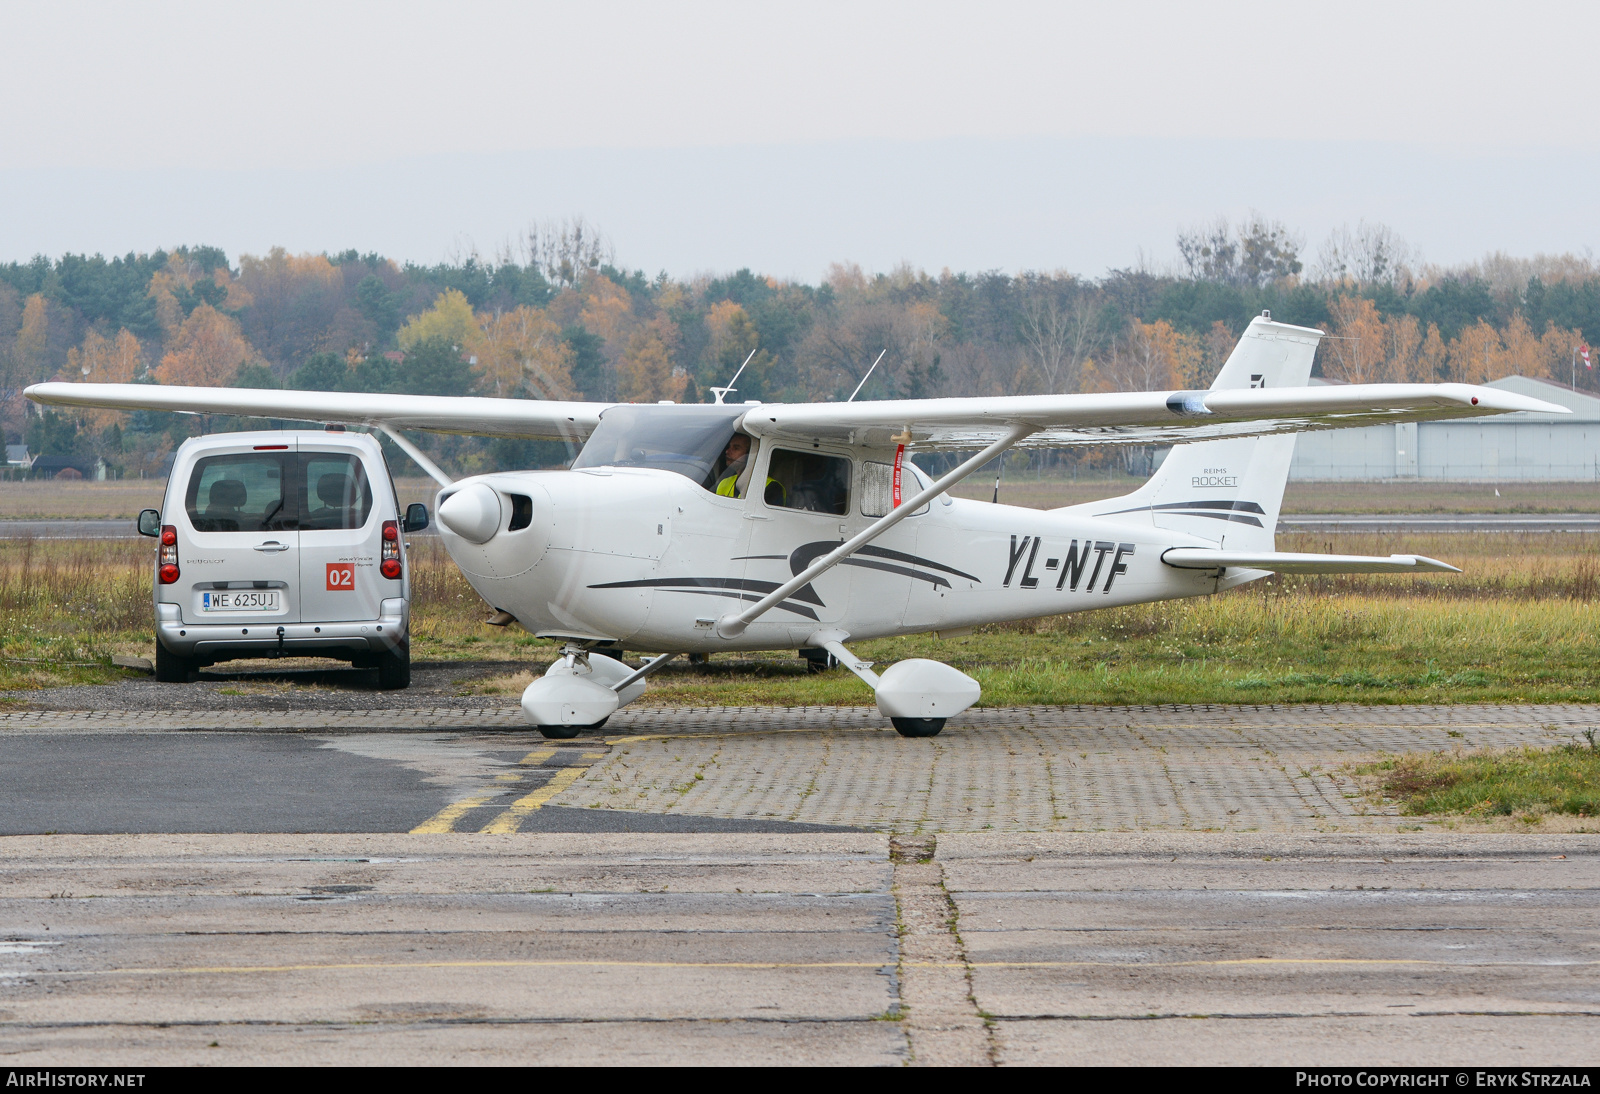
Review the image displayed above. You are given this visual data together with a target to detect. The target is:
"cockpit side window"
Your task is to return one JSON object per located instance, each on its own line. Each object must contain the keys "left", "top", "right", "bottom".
{"left": 765, "top": 449, "right": 850, "bottom": 515}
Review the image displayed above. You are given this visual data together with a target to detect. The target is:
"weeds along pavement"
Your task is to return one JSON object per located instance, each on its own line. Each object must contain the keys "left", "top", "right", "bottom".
{"left": 5, "top": 533, "right": 1600, "bottom": 705}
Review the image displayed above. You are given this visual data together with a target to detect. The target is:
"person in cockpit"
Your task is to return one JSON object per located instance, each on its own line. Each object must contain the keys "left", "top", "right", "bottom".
{"left": 715, "top": 433, "right": 784, "bottom": 504}
{"left": 715, "top": 433, "right": 753, "bottom": 497}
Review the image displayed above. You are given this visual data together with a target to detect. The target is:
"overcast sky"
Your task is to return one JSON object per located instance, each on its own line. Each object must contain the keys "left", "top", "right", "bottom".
{"left": 2, "top": 0, "right": 1595, "bottom": 278}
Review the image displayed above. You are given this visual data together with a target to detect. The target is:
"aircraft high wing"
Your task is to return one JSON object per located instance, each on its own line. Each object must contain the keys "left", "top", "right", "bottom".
{"left": 25, "top": 377, "right": 1555, "bottom": 451}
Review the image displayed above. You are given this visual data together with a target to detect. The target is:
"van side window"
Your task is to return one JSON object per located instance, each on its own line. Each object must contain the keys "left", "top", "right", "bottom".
{"left": 300, "top": 454, "right": 373, "bottom": 531}
{"left": 185, "top": 454, "right": 289, "bottom": 532}
{"left": 765, "top": 449, "right": 850, "bottom": 516}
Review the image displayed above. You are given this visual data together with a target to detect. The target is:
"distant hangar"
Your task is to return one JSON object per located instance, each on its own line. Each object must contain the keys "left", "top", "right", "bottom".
{"left": 1289, "top": 376, "right": 1600, "bottom": 482}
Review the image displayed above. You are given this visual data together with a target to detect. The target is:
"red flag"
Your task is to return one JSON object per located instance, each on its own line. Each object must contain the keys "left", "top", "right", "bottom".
{"left": 1581, "top": 343, "right": 1593, "bottom": 369}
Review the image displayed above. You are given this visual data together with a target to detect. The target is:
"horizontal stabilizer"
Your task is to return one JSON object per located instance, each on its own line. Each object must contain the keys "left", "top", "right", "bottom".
{"left": 1161, "top": 548, "right": 1461, "bottom": 574}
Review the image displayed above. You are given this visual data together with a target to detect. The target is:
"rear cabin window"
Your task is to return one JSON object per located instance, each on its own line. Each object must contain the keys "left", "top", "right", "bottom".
{"left": 860, "top": 460, "right": 930, "bottom": 517}
{"left": 765, "top": 449, "right": 851, "bottom": 516}
{"left": 300, "top": 453, "right": 374, "bottom": 530}
{"left": 185, "top": 454, "right": 290, "bottom": 532}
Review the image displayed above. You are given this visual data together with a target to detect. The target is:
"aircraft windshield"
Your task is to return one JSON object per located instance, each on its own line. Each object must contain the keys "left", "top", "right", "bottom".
{"left": 572, "top": 404, "right": 746, "bottom": 489}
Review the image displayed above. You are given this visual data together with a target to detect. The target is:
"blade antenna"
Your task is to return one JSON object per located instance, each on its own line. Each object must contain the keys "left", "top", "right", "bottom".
{"left": 709, "top": 347, "right": 759, "bottom": 405}
{"left": 847, "top": 349, "right": 887, "bottom": 402}
{"left": 992, "top": 453, "right": 1004, "bottom": 504}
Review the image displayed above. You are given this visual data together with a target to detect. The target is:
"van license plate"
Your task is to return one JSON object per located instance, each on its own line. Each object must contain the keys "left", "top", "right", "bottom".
{"left": 201, "top": 591, "right": 280, "bottom": 612}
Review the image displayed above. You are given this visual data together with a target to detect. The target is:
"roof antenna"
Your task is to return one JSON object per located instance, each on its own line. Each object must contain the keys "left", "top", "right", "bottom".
{"left": 710, "top": 348, "right": 759, "bottom": 405}
{"left": 847, "top": 349, "right": 887, "bottom": 402}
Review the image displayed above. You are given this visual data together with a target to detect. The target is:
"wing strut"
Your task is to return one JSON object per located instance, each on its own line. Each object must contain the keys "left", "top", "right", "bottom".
{"left": 377, "top": 425, "right": 454, "bottom": 488}
{"left": 715, "top": 422, "right": 1036, "bottom": 638}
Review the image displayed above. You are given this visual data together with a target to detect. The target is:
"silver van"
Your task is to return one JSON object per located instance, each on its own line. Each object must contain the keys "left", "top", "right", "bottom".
{"left": 137, "top": 430, "right": 429, "bottom": 688}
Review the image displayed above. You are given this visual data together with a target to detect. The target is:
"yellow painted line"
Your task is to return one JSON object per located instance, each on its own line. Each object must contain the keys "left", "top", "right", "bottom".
{"left": 37, "top": 957, "right": 1600, "bottom": 979}
{"left": 518, "top": 748, "right": 556, "bottom": 765}
{"left": 479, "top": 767, "right": 586, "bottom": 833}
{"left": 409, "top": 790, "right": 501, "bottom": 834}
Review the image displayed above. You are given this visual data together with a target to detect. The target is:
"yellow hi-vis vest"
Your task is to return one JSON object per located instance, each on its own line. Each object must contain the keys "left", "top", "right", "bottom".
{"left": 717, "top": 475, "right": 781, "bottom": 501}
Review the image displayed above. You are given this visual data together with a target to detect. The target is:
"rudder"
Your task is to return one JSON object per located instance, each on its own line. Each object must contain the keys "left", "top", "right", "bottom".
{"left": 1068, "top": 314, "right": 1324, "bottom": 550}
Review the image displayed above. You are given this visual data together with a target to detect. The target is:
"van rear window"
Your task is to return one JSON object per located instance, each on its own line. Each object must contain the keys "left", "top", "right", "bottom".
{"left": 300, "top": 454, "right": 373, "bottom": 530}
{"left": 186, "top": 454, "right": 290, "bottom": 532}
{"left": 184, "top": 450, "right": 375, "bottom": 533}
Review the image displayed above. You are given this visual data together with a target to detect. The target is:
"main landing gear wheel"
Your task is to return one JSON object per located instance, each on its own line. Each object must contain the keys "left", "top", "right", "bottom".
{"left": 537, "top": 717, "right": 609, "bottom": 740}
{"left": 891, "top": 717, "right": 945, "bottom": 738}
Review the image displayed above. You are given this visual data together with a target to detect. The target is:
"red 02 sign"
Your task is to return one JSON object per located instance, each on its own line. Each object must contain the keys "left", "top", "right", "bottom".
{"left": 326, "top": 562, "right": 355, "bottom": 590}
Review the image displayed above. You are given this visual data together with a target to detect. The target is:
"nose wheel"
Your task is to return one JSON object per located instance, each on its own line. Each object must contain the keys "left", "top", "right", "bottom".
{"left": 890, "top": 717, "right": 945, "bottom": 738}
{"left": 536, "top": 717, "right": 609, "bottom": 740}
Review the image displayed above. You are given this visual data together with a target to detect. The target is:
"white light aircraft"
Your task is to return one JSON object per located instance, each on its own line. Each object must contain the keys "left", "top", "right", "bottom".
{"left": 28, "top": 314, "right": 1566, "bottom": 738}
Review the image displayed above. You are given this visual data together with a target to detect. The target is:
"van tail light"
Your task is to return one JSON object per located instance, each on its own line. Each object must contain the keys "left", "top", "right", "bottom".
{"left": 380, "top": 520, "right": 402, "bottom": 580}
{"left": 158, "top": 526, "right": 179, "bottom": 584}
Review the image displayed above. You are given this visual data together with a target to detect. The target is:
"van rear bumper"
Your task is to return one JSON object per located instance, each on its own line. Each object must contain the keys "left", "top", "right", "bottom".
{"left": 156, "top": 601, "right": 408, "bottom": 662}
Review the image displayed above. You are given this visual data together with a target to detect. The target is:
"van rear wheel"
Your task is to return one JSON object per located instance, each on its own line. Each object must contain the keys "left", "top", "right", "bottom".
{"left": 154, "top": 642, "right": 195, "bottom": 683}
{"left": 375, "top": 645, "right": 411, "bottom": 690}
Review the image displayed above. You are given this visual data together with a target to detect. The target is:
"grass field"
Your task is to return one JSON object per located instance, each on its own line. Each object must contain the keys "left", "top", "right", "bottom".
{"left": 1355, "top": 742, "right": 1600, "bottom": 823}
{"left": 3, "top": 475, "right": 1596, "bottom": 519}
{"left": 4, "top": 531, "right": 1600, "bottom": 706}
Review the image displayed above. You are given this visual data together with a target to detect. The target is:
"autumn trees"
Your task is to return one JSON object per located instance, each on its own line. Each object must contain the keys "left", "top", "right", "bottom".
{"left": 6, "top": 218, "right": 1600, "bottom": 478}
{"left": 1321, "top": 293, "right": 1579, "bottom": 385}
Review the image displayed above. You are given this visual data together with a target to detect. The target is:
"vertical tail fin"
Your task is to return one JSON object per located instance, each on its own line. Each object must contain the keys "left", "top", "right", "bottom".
{"left": 1064, "top": 314, "right": 1324, "bottom": 549}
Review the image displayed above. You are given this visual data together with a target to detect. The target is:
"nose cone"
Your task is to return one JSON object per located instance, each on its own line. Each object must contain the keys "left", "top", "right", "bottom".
{"left": 437, "top": 483, "right": 502, "bottom": 544}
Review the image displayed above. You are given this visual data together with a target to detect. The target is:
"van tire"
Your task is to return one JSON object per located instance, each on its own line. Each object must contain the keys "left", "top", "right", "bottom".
{"left": 375, "top": 645, "right": 411, "bottom": 690}
{"left": 154, "top": 642, "right": 196, "bottom": 683}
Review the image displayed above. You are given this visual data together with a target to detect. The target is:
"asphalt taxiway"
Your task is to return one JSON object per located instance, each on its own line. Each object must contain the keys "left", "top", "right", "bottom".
{"left": 1, "top": 689, "right": 1596, "bottom": 1064}
{"left": 0, "top": 832, "right": 1593, "bottom": 1065}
